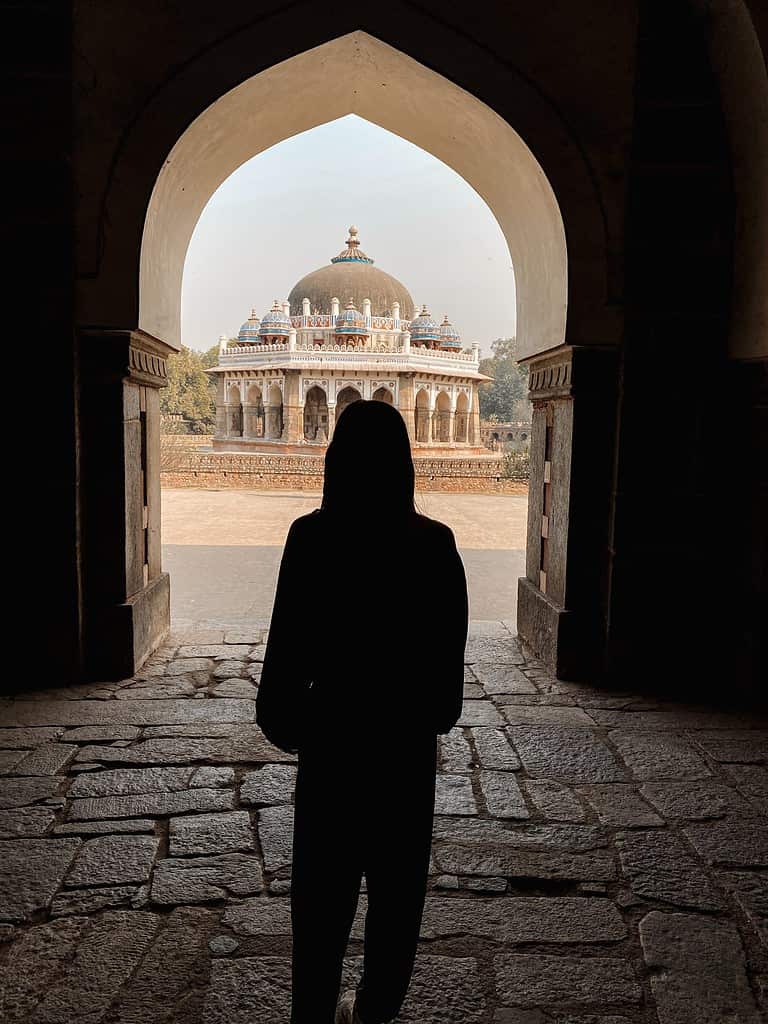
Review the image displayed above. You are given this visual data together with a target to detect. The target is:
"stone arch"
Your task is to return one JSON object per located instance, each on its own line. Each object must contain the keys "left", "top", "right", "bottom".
{"left": 265, "top": 383, "right": 283, "bottom": 440}
{"left": 372, "top": 386, "right": 394, "bottom": 404}
{"left": 455, "top": 391, "right": 470, "bottom": 443}
{"left": 415, "top": 389, "right": 431, "bottom": 444}
{"left": 70, "top": 4, "right": 768, "bottom": 685}
{"left": 304, "top": 385, "right": 329, "bottom": 442}
{"left": 245, "top": 383, "right": 264, "bottom": 438}
{"left": 227, "top": 384, "right": 243, "bottom": 436}
{"left": 126, "top": 32, "right": 577, "bottom": 359}
{"left": 434, "top": 390, "right": 452, "bottom": 443}
{"left": 335, "top": 385, "right": 362, "bottom": 425}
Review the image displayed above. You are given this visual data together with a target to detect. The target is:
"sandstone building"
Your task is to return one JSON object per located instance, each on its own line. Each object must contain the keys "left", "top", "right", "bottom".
{"left": 209, "top": 228, "right": 488, "bottom": 451}
{"left": 21, "top": 0, "right": 765, "bottom": 691}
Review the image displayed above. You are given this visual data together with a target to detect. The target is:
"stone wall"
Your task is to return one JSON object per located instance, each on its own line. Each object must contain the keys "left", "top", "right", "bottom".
{"left": 160, "top": 449, "right": 528, "bottom": 494}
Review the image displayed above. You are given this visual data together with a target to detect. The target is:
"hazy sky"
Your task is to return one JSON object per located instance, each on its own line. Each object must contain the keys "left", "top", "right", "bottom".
{"left": 181, "top": 115, "right": 515, "bottom": 356}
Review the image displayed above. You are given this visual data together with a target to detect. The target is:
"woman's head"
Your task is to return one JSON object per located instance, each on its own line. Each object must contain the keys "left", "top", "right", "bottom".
{"left": 321, "top": 400, "right": 415, "bottom": 517}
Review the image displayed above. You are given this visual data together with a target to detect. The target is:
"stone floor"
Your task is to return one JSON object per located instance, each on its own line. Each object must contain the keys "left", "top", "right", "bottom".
{"left": 0, "top": 620, "right": 766, "bottom": 1023}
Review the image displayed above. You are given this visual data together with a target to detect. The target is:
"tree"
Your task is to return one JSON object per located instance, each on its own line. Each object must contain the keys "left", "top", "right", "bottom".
{"left": 160, "top": 346, "right": 216, "bottom": 430}
{"left": 478, "top": 337, "right": 530, "bottom": 422}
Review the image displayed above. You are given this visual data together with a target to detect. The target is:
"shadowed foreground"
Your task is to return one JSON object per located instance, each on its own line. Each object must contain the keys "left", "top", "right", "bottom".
{"left": 0, "top": 620, "right": 765, "bottom": 1022}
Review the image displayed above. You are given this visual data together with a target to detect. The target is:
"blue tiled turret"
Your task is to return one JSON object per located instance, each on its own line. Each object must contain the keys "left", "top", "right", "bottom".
{"left": 258, "top": 300, "right": 291, "bottom": 339}
{"left": 410, "top": 305, "right": 441, "bottom": 346}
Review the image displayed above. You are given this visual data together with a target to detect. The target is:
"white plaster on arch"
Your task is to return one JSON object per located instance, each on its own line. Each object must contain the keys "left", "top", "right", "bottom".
{"left": 140, "top": 32, "right": 566, "bottom": 361}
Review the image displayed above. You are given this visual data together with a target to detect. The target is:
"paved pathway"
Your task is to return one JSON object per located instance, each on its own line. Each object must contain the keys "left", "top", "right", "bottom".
{"left": 0, "top": 621, "right": 766, "bottom": 1023}
{"left": 162, "top": 490, "right": 528, "bottom": 621}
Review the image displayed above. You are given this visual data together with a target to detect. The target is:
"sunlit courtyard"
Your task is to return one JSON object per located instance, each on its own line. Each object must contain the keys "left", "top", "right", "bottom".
{"left": 162, "top": 489, "right": 527, "bottom": 624}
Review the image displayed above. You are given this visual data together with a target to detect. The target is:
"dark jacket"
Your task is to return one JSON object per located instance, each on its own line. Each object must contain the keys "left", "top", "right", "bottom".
{"left": 256, "top": 509, "right": 469, "bottom": 754}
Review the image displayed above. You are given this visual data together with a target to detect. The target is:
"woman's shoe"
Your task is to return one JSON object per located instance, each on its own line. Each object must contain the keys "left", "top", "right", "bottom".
{"left": 335, "top": 989, "right": 364, "bottom": 1024}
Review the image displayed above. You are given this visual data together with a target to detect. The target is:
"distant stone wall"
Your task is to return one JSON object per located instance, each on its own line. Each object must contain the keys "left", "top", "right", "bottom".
{"left": 160, "top": 448, "right": 528, "bottom": 494}
{"left": 160, "top": 433, "right": 214, "bottom": 447}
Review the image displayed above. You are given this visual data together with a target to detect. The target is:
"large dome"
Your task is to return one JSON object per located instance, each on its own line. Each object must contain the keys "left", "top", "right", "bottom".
{"left": 287, "top": 227, "right": 415, "bottom": 319}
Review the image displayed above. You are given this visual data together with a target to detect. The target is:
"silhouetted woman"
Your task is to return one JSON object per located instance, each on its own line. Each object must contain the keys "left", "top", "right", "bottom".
{"left": 257, "top": 399, "right": 469, "bottom": 1024}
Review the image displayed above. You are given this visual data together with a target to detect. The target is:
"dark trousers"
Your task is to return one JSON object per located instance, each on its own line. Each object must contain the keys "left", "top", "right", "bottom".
{"left": 289, "top": 733, "right": 437, "bottom": 1024}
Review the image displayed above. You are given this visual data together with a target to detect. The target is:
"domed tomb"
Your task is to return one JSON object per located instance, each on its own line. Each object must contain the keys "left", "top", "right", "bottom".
{"left": 287, "top": 227, "right": 415, "bottom": 318}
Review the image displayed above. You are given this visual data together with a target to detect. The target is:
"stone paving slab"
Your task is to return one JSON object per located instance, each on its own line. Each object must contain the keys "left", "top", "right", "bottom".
{"left": 72, "top": 729, "right": 294, "bottom": 765}
{"left": 0, "top": 806, "right": 57, "bottom": 837}
{"left": 152, "top": 853, "right": 264, "bottom": 904}
{"left": 68, "top": 787, "right": 235, "bottom": 821}
{"left": 509, "top": 727, "right": 628, "bottom": 783}
{"left": 0, "top": 620, "right": 765, "bottom": 1022}
{"left": 419, "top": 895, "right": 626, "bottom": 943}
{"left": 169, "top": 810, "right": 255, "bottom": 856}
{"left": 608, "top": 730, "right": 712, "bottom": 781}
{"left": 0, "top": 697, "right": 255, "bottom": 726}
{"left": 240, "top": 764, "right": 297, "bottom": 805}
{"left": 65, "top": 835, "right": 160, "bottom": 887}
{"left": 471, "top": 727, "right": 521, "bottom": 770}
{"left": 617, "top": 830, "right": 725, "bottom": 910}
{"left": 639, "top": 910, "right": 763, "bottom": 1023}
{"left": 0, "top": 838, "right": 82, "bottom": 921}
{"left": 493, "top": 953, "right": 641, "bottom": 1009}
{"left": 523, "top": 780, "right": 585, "bottom": 821}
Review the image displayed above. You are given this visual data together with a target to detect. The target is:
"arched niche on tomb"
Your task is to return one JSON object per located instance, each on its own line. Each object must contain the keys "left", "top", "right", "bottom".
{"left": 372, "top": 386, "right": 394, "bottom": 405}
{"left": 227, "top": 384, "right": 243, "bottom": 437}
{"left": 414, "top": 389, "right": 431, "bottom": 444}
{"left": 265, "top": 383, "right": 283, "bottom": 440}
{"left": 434, "top": 390, "right": 452, "bottom": 443}
{"left": 335, "top": 386, "right": 363, "bottom": 425}
{"left": 455, "top": 391, "right": 469, "bottom": 443}
{"left": 304, "top": 386, "right": 329, "bottom": 443}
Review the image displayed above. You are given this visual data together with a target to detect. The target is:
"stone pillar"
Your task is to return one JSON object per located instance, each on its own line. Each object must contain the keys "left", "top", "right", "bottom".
{"left": 517, "top": 346, "right": 619, "bottom": 680}
{"left": 214, "top": 377, "right": 227, "bottom": 438}
{"left": 78, "top": 329, "right": 174, "bottom": 680}
{"left": 470, "top": 385, "right": 481, "bottom": 445}
{"left": 447, "top": 410, "right": 456, "bottom": 444}
{"left": 265, "top": 406, "right": 279, "bottom": 439}
{"left": 242, "top": 405, "right": 258, "bottom": 439}
{"left": 398, "top": 373, "right": 415, "bottom": 441}
{"left": 282, "top": 370, "right": 303, "bottom": 442}
{"left": 222, "top": 404, "right": 232, "bottom": 439}
{"left": 327, "top": 404, "right": 337, "bottom": 441}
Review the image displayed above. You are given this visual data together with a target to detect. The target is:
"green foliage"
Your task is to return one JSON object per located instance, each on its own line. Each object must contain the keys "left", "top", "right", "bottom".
{"left": 478, "top": 337, "right": 529, "bottom": 421}
{"left": 161, "top": 346, "right": 216, "bottom": 430}
{"left": 502, "top": 447, "right": 530, "bottom": 480}
{"left": 200, "top": 343, "right": 225, "bottom": 369}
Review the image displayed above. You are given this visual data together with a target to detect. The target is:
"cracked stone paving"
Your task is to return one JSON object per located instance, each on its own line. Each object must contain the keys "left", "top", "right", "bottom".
{"left": 0, "top": 620, "right": 765, "bottom": 1023}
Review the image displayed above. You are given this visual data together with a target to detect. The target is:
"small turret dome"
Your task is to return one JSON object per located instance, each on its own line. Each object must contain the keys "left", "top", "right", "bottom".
{"left": 334, "top": 298, "right": 370, "bottom": 337}
{"left": 410, "top": 305, "right": 441, "bottom": 345}
{"left": 237, "top": 309, "right": 261, "bottom": 344}
{"left": 438, "top": 315, "right": 462, "bottom": 351}
{"left": 258, "top": 300, "right": 291, "bottom": 338}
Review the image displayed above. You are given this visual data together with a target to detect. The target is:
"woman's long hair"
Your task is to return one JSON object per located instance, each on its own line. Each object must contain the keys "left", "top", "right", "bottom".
{"left": 321, "top": 400, "right": 416, "bottom": 519}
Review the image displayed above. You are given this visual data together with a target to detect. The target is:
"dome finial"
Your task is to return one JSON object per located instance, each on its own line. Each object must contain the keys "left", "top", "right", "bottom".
{"left": 332, "top": 226, "right": 373, "bottom": 265}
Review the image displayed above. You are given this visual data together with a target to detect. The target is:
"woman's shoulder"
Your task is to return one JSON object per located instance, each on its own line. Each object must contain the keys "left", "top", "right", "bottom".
{"left": 286, "top": 509, "right": 323, "bottom": 539}
{"left": 412, "top": 512, "right": 457, "bottom": 544}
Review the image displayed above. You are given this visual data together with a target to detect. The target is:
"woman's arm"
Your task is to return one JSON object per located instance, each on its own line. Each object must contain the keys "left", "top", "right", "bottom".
{"left": 256, "top": 518, "right": 312, "bottom": 753}
{"left": 432, "top": 525, "right": 469, "bottom": 734}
